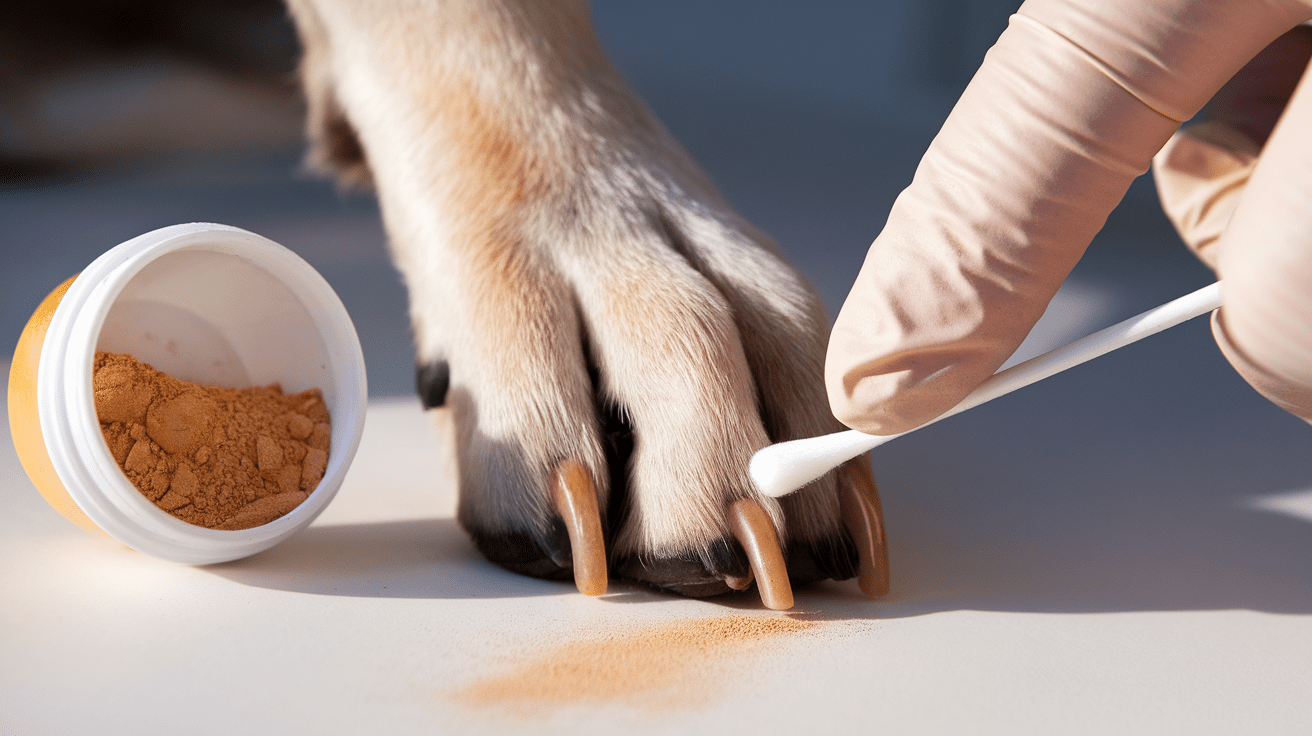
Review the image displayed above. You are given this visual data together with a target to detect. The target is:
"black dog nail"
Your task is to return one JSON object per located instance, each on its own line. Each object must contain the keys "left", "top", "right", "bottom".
{"left": 415, "top": 360, "right": 450, "bottom": 408}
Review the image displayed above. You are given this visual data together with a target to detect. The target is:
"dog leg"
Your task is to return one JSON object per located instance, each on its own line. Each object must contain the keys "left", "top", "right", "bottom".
{"left": 286, "top": 0, "right": 879, "bottom": 603}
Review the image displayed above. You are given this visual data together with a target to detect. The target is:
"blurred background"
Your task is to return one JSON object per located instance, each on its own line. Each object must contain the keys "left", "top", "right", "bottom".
{"left": 6, "top": 0, "right": 1311, "bottom": 613}
{"left": 2, "top": 0, "right": 1216, "bottom": 397}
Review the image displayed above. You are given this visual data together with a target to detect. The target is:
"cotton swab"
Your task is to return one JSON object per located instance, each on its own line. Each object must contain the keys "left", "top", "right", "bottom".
{"left": 750, "top": 282, "right": 1224, "bottom": 498}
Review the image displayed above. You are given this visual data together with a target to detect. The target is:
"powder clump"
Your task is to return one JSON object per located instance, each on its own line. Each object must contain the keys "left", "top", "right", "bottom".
{"left": 93, "top": 351, "right": 331, "bottom": 530}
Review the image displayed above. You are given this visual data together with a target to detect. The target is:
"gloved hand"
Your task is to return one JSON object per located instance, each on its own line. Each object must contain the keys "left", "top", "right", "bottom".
{"left": 826, "top": 0, "right": 1312, "bottom": 435}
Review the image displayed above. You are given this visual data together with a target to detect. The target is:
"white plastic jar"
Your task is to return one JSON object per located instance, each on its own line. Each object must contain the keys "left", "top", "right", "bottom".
{"left": 8, "top": 223, "right": 368, "bottom": 564}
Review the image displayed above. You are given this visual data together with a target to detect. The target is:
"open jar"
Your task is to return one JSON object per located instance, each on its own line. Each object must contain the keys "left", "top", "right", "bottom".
{"left": 8, "top": 223, "right": 368, "bottom": 563}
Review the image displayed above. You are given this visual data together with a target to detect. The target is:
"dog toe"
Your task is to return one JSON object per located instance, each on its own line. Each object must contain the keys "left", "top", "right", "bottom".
{"left": 462, "top": 459, "right": 609, "bottom": 596}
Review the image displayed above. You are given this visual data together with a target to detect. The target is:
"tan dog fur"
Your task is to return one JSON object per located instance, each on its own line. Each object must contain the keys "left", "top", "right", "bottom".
{"left": 285, "top": 0, "right": 872, "bottom": 597}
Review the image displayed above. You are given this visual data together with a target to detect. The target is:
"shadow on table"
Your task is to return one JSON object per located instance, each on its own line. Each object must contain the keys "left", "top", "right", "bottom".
{"left": 207, "top": 517, "right": 575, "bottom": 600}
{"left": 787, "top": 321, "right": 1312, "bottom": 621}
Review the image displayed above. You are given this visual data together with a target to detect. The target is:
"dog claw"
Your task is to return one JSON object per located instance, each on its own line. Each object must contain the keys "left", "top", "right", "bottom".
{"left": 415, "top": 360, "right": 450, "bottom": 408}
{"left": 551, "top": 461, "right": 608, "bottom": 596}
{"left": 728, "top": 499, "right": 793, "bottom": 610}
{"left": 839, "top": 458, "right": 889, "bottom": 597}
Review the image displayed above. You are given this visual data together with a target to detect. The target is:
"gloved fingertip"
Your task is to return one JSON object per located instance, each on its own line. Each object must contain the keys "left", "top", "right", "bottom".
{"left": 1212, "top": 310, "right": 1312, "bottom": 424}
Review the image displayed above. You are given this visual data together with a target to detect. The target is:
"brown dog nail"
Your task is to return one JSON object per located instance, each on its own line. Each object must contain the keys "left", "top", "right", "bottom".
{"left": 552, "top": 461, "right": 607, "bottom": 596}
{"left": 728, "top": 499, "right": 793, "bottom": 610}
{"left": 839, "top": 458, "right": 889, "bottom": 597}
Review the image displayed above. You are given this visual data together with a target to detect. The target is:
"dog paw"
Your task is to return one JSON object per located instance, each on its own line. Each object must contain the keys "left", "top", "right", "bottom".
{"left": 406, "top": 167, "right": 876, "bottom": 607}
{"left": 288, "top": 0, "right": 886, "bottom": 607}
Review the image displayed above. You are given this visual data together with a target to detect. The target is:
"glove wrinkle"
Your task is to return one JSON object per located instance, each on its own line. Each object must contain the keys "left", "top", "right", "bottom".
{"left": 1154, "top": 122, "right": 1260, "bottom": 269}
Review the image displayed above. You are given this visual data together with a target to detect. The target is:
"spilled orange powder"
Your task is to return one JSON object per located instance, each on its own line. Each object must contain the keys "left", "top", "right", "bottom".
{"left": 455, "top": 615, "right": 817, "bottom": 710}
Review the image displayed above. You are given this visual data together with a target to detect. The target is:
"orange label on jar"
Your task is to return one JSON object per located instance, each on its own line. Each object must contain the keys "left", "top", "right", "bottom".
{"left": 8, "top": 275, "right": 103, "bottom": 534}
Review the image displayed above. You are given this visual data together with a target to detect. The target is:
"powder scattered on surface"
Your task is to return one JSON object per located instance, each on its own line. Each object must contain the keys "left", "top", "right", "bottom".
{"left": 93, "top": 351, "right": 331, "bottom": 530}
{"left": 455, "top": 615, "right": 818, "bottom": 711}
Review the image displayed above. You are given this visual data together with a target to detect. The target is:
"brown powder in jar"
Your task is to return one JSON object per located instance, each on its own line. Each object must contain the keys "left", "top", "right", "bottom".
{"left": 92, "top": 351, "right": 331, "bottom": 530}
{"left": 455, "top": 615, "right": 818, "bottom": 710}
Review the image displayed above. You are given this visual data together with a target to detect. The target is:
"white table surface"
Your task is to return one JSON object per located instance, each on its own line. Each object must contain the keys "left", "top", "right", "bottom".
{"left": 6, "top": 329, "right": 1312, "bottom": 735}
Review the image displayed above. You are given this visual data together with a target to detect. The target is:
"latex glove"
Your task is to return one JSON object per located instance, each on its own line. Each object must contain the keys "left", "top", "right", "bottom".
{"left": 827, "top": 0, "right": 1312, "bottom": 435}
{"left": 1154, "top": 25, "right": 1312, "bottom": 420}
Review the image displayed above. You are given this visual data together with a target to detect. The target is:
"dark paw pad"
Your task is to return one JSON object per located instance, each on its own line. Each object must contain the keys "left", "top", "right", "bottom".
{"left": 466, "top": 519, "right": 573, "bottom": 582}
{"left": 612, "top": 539, "right": 750, "bottom": 598}
{"left": 785, "top": 532, "right": 859, "bottom": 587}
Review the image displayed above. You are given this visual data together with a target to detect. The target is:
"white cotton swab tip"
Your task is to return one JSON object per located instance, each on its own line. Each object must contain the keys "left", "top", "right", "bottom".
{"left": 750, "top": 282, "right": 1224, "bottom": 498}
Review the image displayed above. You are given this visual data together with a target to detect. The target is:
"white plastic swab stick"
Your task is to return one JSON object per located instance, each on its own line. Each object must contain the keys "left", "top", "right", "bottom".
{"left": 751, "top": 282, "right": 1224, "bottom": 498}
